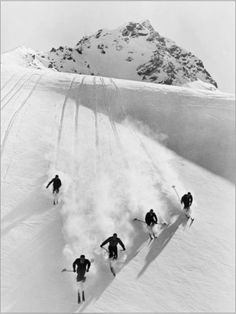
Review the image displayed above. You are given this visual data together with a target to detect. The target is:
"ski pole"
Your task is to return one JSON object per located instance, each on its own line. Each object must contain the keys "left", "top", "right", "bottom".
{"left": 133, "top": 218, "right": 146, "bottom": 223}
{"left": 101, "top": 247, "right": 109, "bottom": 253}
{"left": 134, "top": 217, "right": 167, "bottom": 226}
{"left": 172, "top": 185, "right": 181, "bottom": 202}
{"left": 61, "top": 268, "right": 74, "bottom": 272}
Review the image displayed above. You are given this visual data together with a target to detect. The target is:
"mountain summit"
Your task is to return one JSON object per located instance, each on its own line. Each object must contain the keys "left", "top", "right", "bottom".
{"left": 2, "top": 20, "right": 217, "bottom": 88}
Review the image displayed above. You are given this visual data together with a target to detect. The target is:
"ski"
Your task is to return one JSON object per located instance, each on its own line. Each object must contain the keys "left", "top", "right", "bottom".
{"left": 189, "top": 218, "right": 195, "bottom": 227}
{"left": 110, "top": 263, "right": 116, "bottom": 277}
{"left": 185, "top": 213, "right": 195, "bottom": 227}
{"left": 101, "top": 247, "right": 116, "bottom": 276}
{"left": 78, "top": 285, "right": 85, "bottom": 303}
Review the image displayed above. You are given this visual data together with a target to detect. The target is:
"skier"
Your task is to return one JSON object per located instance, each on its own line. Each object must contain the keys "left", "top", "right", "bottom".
{"left": 181, "top": 192, "right": 193, "bottom": 211}
{"left": 73, "top": 255, "right": 91, "bottom": 303}
{"left": 100, "top": 233, "right": 126, "bottom": 260}
{"left": 46, "top": 174, "right": 61, "bottom": 205}
{"left": 145, "top": 209, "right": 158, "bottom": 239}
{"left": 73, "top": 254, "right": 91, "bottom": 282}
{"left": 181, "top": 192, "right": 194, "bottom": 222}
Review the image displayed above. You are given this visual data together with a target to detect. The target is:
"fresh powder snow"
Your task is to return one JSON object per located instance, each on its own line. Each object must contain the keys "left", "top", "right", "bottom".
{"left": 1, "top": 59, "right": 235, "bottom": 312}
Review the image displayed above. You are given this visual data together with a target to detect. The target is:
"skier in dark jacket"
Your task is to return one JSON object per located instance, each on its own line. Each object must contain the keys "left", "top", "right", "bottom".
{"left": 181, "top": 192, "right": 193, "bottom": 210}
{"left": 145, "top": 209, "right": 158, "bottom": 239}
{"left": 46, "top": 175, "right": 61, "bottom": 204}
{"left": 145, "top": 209, "right": 158, "bottom": 226}
{"left": 100, "top": 233, "right": 126, "bottom": 260}
{"left": 73, "top": 255, "right": 91, "bottom": 282}
{"left": 181, "top": 192, "right": 194, "bottom": 222}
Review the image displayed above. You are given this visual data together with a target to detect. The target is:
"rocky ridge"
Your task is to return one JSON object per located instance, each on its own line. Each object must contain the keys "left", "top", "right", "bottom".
{"left": 2, "top": 20, "right": 217, "bottom": 88}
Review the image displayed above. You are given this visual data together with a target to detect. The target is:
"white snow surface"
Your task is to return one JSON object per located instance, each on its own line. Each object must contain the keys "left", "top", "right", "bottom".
{"left": 1, "top": 64, "right": 235, "bottom": 313}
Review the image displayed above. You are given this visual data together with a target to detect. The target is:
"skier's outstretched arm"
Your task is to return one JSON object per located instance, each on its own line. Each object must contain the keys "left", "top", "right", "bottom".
{"left": 86, "top": 260, "right": 91, "bottom": 272}
{"left": 100, "top": 238, "right": 110, "bottom": 248}
{"left": 72, "top": 259, "right": 78, "bottom": 272}
{"left": 153, "top": 213, "right": 158, "bottom": 223}
{"left": 189, "top": 195, "right": 193, "bottom": 205}
{"left": 46, "top": 178, "right": 54, "bottom": 188}
{"left": 118, "top": 239, "right": 126, "bottom": 250}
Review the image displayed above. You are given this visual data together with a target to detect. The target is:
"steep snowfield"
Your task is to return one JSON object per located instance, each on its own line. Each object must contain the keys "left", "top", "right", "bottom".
{"left": 1, "top": 65, "right": 235, "bottom": 313}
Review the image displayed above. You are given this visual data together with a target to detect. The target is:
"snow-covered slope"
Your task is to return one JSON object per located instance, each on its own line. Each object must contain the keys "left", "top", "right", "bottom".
{"left": 1, "top": 20, "right": 217, "bottom": 89}
{"left": 1, "top": 64, "right": 234, "bottom": 312}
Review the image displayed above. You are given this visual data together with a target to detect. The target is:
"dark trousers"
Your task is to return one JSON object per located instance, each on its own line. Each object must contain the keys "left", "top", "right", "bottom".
{"left": 53, "top": 187, "right": 60, "bottom": 194}
{"left": 108, "top": 246, "right": 118, "bottom": 259}
{"left": 76, "top": 270, "right": 86, "bottom": 282}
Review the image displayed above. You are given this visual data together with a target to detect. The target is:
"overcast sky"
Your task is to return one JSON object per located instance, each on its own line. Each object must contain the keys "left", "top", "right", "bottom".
{"left": 1, "top": 1, "right": 235, "bottom": 93}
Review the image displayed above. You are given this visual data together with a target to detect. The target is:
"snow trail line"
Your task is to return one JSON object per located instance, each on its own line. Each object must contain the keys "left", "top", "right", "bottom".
{"left": 93, "top": 77, "right": 100, "bottom": 163}
{"left": 1, "top": 73, "right": 40, "bottom": 110}
{"left": 1, "top": 72, "right": 28, "bottom": 102}
{"left": 99, "top": 77, "right": 113, "bottom": 158}
{"left": 73, "top": 76, "right": 86, "bottom": 174}
{"left": 110, "top": 78, "right": 163, "bottom": 177}
{"left": 100, "top": 77, "right": 129, "bottom": 168}
{"left": 1, "top": 75, "right": 43, "bottom": 156}
{"left": 1, "top": 73, "right": 16, "bottom": 91}
{"left": 55, "top": 76, "right": 76, "bottom": 168}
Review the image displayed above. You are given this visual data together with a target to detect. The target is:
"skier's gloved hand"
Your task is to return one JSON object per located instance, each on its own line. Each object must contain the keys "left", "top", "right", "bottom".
{"left": 73, "top": 269, "right": 76, "bottom": 272}
{"left": 100, "top": 245, "right": 103, "bottom": 248}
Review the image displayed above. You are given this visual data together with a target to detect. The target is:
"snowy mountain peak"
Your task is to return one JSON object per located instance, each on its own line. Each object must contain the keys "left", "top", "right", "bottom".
{"left": 1, "top": 20, "right": 218, "bottom": 89}
{"left": 119, "top": 20, "right": 158, "bottom": 39}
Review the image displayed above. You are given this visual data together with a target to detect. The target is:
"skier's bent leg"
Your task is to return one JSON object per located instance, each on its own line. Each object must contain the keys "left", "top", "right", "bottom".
{"left": 53, "top": 189, "right": 59, "bottom": 204}
{"left": 109, "top": 246, "right": 117, "bottom": 259}
{"left": 108, "top": 246, "right": 113, "bottom": 259}
{"left": 147, "top": 225, "right": 153, "bottom": 239}
{"left": 113, "top": 247, "right": 118, "bottom": 260}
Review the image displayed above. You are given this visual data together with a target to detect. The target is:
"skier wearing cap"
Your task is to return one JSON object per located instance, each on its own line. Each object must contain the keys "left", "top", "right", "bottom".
{"left": 100, "top": 233, "right": 126, "bottom": 260}
{"left": 73, "top": 255, "right": 91, "bottom": 282}
{"left": 46, "top": 174, "right": 62, "bottom": 205}
{"left": 181, "top": 192, "right": 194, "bottom": 224}
{"left": 145, "top": 209, "right": 158, "bottom": 239}
{"left": 181, "top": 192, "right": 193, "bottom": 210}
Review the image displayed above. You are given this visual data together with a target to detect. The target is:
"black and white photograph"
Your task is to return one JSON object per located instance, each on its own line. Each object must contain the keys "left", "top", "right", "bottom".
{"left": 1, "top": 1, "right": 235, "bottom": 312}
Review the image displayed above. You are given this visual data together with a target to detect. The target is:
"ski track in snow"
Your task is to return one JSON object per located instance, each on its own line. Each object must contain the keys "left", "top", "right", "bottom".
{"left": 1, "top": 72, "right": 28, "bottom": 102}
{"left": 93, "top": 77, "right": 100, "bottom": 161}
{"left": 1, "top": 66, "right": 235, "bottom": 312}
{"left": 1, "top": 72, "right": 16, "bottom": 91}
{"left": 109, "top": 77, "right": 175, "bottom": 197}
{"left": 1, "top": 73, "right": 39, "bottom": 110}
{"left": 55, "top": 76, "right": 77, "bottom": 164}
{"left": 100, "top": 76, "right": 129, "bottom": 168}
{"left": 1, "top": 74, "right": 43, "bottom": 155}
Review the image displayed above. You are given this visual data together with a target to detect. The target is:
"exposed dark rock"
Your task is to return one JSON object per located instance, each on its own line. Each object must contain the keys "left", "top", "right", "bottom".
{"left": 41, "top": 20, "right": 217, "bottom": 89}
{"left": 126, "top": 56, "right": 133, "bottom": 62}
{"left": 96, "top": 29, "right": 103, "bottom": 38}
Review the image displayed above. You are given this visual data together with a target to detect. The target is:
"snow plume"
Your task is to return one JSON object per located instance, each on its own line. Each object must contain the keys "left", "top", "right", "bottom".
{"left": 121, "top": 117, "right": 188, "bottom": 197}
{"left": 59, "top": 113, "right": 187, "bottom": 274}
